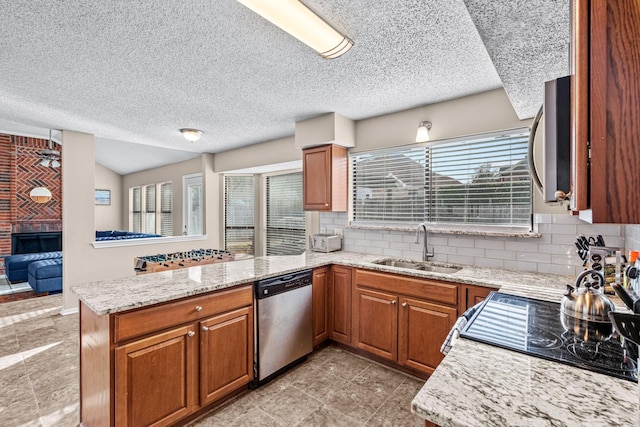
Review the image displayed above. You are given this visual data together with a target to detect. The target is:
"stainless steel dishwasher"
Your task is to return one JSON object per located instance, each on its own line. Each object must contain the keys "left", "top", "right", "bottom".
{"left": 254, "top": 269, "right": 313, "bottom": 385}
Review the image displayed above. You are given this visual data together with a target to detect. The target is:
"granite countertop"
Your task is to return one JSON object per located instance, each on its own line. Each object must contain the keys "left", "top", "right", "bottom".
{"left": 71, "top": 251, "right": 569, "bottom": 315}
{"left": 71, "top": 250, "right": 638, "bottom": 425}
{"left": 411, "top": 285, "right": 639, "bottom": 427}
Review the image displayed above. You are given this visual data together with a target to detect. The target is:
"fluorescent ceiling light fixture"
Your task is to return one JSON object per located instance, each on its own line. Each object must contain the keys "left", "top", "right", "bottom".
{"left": 180, "top": 128, "right": 203, "bottom": 142}
{"left": 236, "top": 0, "right": 353, "bottom": 59}
{"left": 416, "top": 121, "right": 432, "bottom": 143}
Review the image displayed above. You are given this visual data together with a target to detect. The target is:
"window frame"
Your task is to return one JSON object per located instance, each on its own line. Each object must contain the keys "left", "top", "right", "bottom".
{"left": 129, "top": 181, "right": 173, "bottom": 235}
{"left": 350, "top": 127, "right": 533, "bottom": 232}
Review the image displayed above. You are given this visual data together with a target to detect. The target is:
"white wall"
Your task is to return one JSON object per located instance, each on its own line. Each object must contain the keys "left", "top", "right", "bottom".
{"left": 214, "top": 136, "right": 300, "bottom": 172}
{"left": 62, "top": 137, "right": 220, "bottom": 313}
{"left": 95, "top": 162, "right": 123, "bottom": 230}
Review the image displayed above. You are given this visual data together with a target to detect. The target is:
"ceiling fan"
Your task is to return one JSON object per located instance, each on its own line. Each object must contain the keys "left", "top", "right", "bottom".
{"left": 36, "top": 130, "right": 61, "bottom": 168}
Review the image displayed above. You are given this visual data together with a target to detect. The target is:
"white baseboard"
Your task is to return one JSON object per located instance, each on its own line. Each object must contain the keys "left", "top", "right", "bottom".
{"left": 60, "top": 307, "right": 78, "bottom": 316}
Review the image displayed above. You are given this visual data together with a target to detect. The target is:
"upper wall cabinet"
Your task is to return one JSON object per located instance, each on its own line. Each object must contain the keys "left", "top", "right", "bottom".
{"left": 571, "top": 0, "right": 640, "bottom": 223}
{"left": 303, "top": 144, "right": 347, "bottom": 212}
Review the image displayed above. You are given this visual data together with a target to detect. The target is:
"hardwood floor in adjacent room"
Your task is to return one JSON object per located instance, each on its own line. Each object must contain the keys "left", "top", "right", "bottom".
{"left": 0, "top": 294, "right": 424, "bottom": 427}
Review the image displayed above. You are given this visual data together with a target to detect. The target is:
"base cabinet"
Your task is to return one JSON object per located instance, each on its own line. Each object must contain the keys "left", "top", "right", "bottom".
{"left": 81, "top": 285, "right": 253, "bottom": 427}
{"left": 329, "top": 265, "right": 352, "bottom": 345}
{"left": 353, "top": 287, "right": 397, "bottom": 360}
{"left": 312, "top": 267, "right": 330, "bottom": 346}
{"left": 398, "top": 297, "right": 456, "bottom": 374}
{"left": 115, "top": 325, "right": 197, "bottom": 427}
{"left": 353, "top": 269, "right": 458, "bottom": 375}
{"left": 199, "top": 306, "right": 253, "bottom": 406}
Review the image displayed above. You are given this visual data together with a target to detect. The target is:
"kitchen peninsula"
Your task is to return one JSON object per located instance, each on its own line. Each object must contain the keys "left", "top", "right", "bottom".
{"left": 72, "top": 252, "right": 638, "bottom": 426}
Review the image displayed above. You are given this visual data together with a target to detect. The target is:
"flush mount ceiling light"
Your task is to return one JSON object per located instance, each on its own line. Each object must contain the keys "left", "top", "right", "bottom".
{"left": 236, "top": 0, "right": 353, "bottom": 59}
{"left": 180, "top": 128, "right": 203, "bottom": 142}
{"left": 416, "top": 121, "right": 432, "bottom": 143}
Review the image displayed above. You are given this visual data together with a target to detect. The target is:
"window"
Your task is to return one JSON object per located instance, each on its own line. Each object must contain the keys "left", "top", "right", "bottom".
{"left": 129, "top": 182, "right": 173, "bottom": 235}
{"left": 352, "top": 129, "right": 531, "bottom": 228}
{"left": 224, "top": 176, "right": 255, "bottom": 255}
{"left": 183, "top": 174, "right": 203, "bottom": 235}
{"left": 266, "top": 172, "right": 305, "bottom": 255}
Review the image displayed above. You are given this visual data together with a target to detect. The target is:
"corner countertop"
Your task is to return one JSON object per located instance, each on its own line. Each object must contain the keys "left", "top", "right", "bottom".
{"left": 411, "top": 292, "right": 639, "bottom": 427}
{"left": 71, "top": 251, "right": 570, "bottom": 315}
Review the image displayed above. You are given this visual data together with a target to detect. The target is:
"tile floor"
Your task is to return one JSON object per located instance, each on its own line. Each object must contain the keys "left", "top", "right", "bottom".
{"left": 0, "top": 294, "right": 425, "bottom": 427}
{"left": 0, "top": 275, "right": 31, "bottom": 295}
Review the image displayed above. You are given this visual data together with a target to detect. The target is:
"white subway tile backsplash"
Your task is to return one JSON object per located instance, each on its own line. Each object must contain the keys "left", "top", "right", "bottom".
{"left": 319, "top": 213, "right": 640, "bottom": 277}
{"left": 485, "top": 249, "right": 516, "bottom": 260}
{"left": 474, "top": 257, "right": 504, "bottom": 269}
{"left": 474, "top": 240, "right": 505, "bottom": 250}
{"left": 504, "top": 260, "right": 538, "bottom": 273}
{"left": 456, "top": 247, "right": 485, "bottom": 257}
{"left": 371, "top": 240, "right": 390, "bottom": 249}
{"left": 446, "top": 237, "right": 475, "bottom": 248}
{"left": 382, "top": 248, "right": 405, "bottom": 257}
{"left": 515, "top": 251, "right": 551, "bottom": 263}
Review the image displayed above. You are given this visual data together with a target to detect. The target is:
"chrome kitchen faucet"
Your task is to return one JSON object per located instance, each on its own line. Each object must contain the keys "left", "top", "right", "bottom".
{"left": 415, "top": 222, "right": 434, "bottom": 261}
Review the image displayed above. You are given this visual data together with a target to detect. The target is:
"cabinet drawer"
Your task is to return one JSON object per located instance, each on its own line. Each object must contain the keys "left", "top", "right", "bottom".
{"left": 355, "top": 269, "right": 457, "bottom": 306}
{"left": 114, "top": 285, "right": 252, "bottom": 343}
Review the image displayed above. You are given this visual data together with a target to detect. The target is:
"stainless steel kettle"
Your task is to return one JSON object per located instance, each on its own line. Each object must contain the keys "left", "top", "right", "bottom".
{"left": 561, "top": 269, "right": 615, "bottom": 323}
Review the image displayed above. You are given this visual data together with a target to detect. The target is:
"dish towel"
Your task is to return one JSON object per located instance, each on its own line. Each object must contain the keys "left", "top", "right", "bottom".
{"left": 440, "top": 302, "right": 482, "bottom": 356}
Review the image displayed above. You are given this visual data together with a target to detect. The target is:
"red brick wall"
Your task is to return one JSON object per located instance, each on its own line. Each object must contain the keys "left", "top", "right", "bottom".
{"left": 0, "top": 134, "right": 62, "bottom": 275}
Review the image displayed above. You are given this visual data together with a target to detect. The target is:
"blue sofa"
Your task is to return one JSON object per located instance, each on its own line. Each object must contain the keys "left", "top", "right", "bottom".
{"left": 95, "top": 230, "right": 161, "bottom": 241}
{"left": 5, "top": 251, "right": 62, "bottom": 283}
{"left": 28, "top": 258, "right": 62, "bottom": 294}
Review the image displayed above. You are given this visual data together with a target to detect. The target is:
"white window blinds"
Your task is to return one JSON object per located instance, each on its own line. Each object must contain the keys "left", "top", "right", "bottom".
{"left": 144, "top": 184, "right": 156, "bottom": 233}
{"left": 266, "top": 172, "right": 305, "bottom": 255}
{"left": 160, "top": 182, "right": 172, "bottom": 236}
{"left": 225, "top": 176, "right": 255, "bottom": 255}
{"left": 131, "top": 187, "right": 142, "bottom": 232}
{"left": 352, "top": 129, "right": 531, "bottom": 228}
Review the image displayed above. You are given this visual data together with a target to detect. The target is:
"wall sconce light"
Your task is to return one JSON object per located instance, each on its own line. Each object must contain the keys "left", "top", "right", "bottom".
{"left": 416, "top": 121, "right": 432, "bottom": 143}
{"left": 180, "top": 128, "right": 203, "bottom": 142}
{"left": 29, "top": 187, "right": 52, "bottom": 203}
{"left": 236, "top": 0, "right": 353, "bottom": 59}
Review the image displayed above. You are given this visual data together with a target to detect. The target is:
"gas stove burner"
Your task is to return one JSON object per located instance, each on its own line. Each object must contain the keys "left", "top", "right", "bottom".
{"left": 527, "top": 327, "right": 563, "bottom": 350}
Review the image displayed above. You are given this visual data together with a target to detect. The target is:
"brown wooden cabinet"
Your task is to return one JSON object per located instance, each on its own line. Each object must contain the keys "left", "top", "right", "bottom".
{"left": 398, "top": 297, "right": 456, "bottom": 375}
{"left": 353, "top": 269, "right": 458, "bottom": 375}
{"left": 81, "top": 285, "right": 253, "bottom": 427}
{"left": 328, "top": 265, "right": 352, "bottom": 345}
{"left": 353, "top": 287, "right": 397, "bottom": 360}
{"left": 303, "top": 144, "right": 347, "bottom": 211}
{"left": 199, "top": 306, "right": 253, "bottom": 406}
{"left": 460, "top": 284, "right": 497, "bottom": 313}
{"left": 571, "top": 0, "right": 640, "bottom": 223}
{"left": 312, "top": 266, "right": 330, "bottom": 346}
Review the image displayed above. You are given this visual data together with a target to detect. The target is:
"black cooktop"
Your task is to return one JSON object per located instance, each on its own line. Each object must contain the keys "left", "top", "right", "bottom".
{"left": 460, "top": 292, "right": 638, "bottom": 382}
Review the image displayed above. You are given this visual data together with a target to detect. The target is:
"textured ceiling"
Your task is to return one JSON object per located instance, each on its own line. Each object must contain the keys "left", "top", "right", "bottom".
{"left": 0, "top": 1, "right": 567, "bottom": 174}
{"left": 464, "top": 0, "right": 571, "bottom": 118}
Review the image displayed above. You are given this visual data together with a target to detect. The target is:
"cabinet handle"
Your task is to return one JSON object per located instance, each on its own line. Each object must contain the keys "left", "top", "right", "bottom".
{"left": 195, "top": 305, "right": 202, "bottom": 312}
{"left": 402, "top": 302, "right": 407, "bottom": 307}
{"left": 187, "top": 331, "right": 195, "bottom": 337}
{"left": 325, "top": 203, "right": 329, "bottom": 206}
{"left": 391, "top": 300, "right": 396, "bottom": 304}
{"left": 202, "top": 326, "right": 209, "bottom": 332}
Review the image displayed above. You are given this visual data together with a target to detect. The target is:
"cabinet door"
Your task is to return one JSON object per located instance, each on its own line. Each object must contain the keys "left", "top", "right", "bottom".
{"left": 464, "top": 285, "right": 496, "bottom": 311}
{"left": 398, "top": 297, "right": 457, "bottom": 375}
{"left": 303, "top": 144, "right": 347, "bottom": 211}
{"left": 303, "top": 145, "right": 332, "bottom": 210}
{"left": 329, "top": 265, "right": 352, "bottom": 345}
{"left": 312, "top": 267, "right": 330, "bottom": 346}
{"left": 115, "top": 325, "right": 197, "bottom": 427}
{"left": 200, "top": 306, "right": 253, "bottom": 406}
{"left": 353, "top": 287, "right": 398, "bottom": 361}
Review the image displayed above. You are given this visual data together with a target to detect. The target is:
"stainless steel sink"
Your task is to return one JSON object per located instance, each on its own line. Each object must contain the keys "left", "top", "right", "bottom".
{"left": 372, "top": 258, "right": 462, "bottom": 274}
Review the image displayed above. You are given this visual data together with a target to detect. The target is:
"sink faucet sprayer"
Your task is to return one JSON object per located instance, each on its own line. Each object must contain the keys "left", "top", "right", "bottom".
{"left": 415, "top": 223, "right": 434, "bottom": 261}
